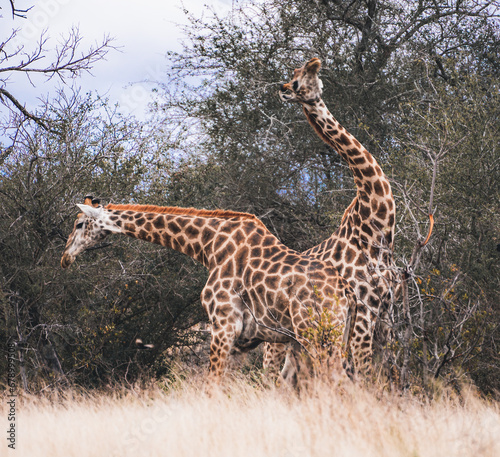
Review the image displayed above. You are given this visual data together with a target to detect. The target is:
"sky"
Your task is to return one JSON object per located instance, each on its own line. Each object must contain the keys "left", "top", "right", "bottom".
{"left": 1, "top": 0, "right": 233, "bottom": 121}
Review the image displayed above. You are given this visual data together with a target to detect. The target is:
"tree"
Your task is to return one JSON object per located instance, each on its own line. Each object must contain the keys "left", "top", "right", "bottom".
{"left": 0, "top": 1, "right": 114, "bottom": 150}
{"left": 154, "top": 0, "right": 500, "bottom": 392}
{"left": 390, "top": 63, "right": 500, "bottom": 392}
{"left": 0, "top": 91, "right": 208, "bottom": 389}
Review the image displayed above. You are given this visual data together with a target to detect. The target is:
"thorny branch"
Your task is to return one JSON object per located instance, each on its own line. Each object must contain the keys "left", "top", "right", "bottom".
{"left": 0, "top": 26, "right": 115, "bottom": 133}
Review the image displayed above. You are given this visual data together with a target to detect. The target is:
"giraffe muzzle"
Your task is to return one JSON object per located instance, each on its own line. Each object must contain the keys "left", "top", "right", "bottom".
{"left": 279, "top": 83, "right": 295, "bottom": 102}
{"left": 61, "top": 253, "right": 75, "bottom": 269}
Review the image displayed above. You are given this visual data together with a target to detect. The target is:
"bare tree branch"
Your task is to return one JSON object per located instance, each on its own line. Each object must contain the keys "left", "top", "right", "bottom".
{"left": 0, "top": 26, "right": 115, "bottom": 133}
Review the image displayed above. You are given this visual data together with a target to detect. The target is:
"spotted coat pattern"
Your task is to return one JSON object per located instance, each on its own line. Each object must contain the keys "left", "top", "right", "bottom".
{"left": 61, "top": 197, "right": 356, "bottom": 385}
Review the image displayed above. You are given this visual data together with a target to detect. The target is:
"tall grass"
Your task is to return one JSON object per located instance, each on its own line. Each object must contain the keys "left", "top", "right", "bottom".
{"left": 4, "top": 376, "right": 500, "bottom": 457}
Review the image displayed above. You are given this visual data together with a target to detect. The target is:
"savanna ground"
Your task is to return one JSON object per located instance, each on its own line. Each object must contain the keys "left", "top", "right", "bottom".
{"left": 4, "top": 368, "right": 500, "bottom": 457}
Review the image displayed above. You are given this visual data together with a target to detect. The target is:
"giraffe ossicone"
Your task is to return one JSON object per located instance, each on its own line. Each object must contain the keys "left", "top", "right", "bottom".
{"left": 61, "top": 197, "right": 357, "bottom": 387}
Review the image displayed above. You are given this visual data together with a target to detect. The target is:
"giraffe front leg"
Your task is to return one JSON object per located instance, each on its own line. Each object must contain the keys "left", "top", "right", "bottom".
{"left": 202, "top": 292, "right": 242, "bottom": 384}
{"left": 207, "top": 325, "right": 234, "bottom": 384}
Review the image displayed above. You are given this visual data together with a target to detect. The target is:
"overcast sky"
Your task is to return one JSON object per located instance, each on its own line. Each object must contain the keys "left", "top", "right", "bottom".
{"left": 1, "top": 0, "right": 232, "bottom": 120}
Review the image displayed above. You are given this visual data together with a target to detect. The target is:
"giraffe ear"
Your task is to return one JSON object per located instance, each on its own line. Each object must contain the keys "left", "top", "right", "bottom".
{"left": 76, "top": 204, "right": 102, "bottom": 219}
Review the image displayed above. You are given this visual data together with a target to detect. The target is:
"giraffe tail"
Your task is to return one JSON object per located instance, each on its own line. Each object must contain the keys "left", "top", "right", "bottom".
{"left": 421, "top": 214, "right": 434, "bottom": 247}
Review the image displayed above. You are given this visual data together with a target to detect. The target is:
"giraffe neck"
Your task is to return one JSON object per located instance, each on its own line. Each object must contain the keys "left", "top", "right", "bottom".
{"left": 302, "top": 101, "right": 388, "bottom": 191}
{"left": 302, "top": 100, "right": 395, "bottom": 247}
{"left": 103, "top": 206, "right": 232, "bottom": 268}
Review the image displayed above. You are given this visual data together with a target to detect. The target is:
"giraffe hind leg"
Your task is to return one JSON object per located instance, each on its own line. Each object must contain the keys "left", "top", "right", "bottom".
{"left": 262, "top": 342, "right": 287, "bottom": 379}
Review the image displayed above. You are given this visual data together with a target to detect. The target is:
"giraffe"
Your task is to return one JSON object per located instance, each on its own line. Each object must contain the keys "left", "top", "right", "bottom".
{"left": 61, "top": 196, "right": 357, "bottom": 386}
{"left": 263, "top": 57, "right": 399, "bottom": 378}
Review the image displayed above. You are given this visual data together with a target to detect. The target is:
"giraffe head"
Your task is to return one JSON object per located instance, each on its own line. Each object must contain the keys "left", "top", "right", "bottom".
{"left": 61, "top": 196, "right": 118, "bottom": 269}
{"left": 279, "top": 57, "right": 323, "bottom": 104}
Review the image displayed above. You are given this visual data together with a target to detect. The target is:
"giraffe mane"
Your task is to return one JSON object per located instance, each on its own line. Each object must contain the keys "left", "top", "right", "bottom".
{"left": 105, "top": 204, "right": 268, "bottom": 230}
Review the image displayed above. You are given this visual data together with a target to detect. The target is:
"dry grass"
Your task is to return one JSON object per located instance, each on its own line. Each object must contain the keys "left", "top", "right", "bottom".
{"left": 4, "top": 376, "right": 500, "bottom": 457}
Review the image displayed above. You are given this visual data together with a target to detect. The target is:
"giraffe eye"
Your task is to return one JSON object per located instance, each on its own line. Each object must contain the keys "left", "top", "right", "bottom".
{"left": 76, "top": 222, "right": 84, "bottom": 229}
{"left": 292, "top": 81, "right": 299, "bottom": 91}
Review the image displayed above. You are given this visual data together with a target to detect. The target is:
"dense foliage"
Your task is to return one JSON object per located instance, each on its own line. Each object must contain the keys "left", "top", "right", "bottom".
{"left": 1, "top": 0, "right": 499, "bottom": 393}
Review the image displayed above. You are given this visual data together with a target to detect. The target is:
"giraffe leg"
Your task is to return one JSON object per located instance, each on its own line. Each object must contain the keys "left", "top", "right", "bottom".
{"left": 207, "top": 326, "right": 235, "bottom": 383}
{"left": 350, "top": 311, "right": 374, "bottom": 380}
{"left": 262, "top": 342, "right": 287, "bottom": 379}
{"left": 202, "top": 291, "right": 242, "bottom": 384}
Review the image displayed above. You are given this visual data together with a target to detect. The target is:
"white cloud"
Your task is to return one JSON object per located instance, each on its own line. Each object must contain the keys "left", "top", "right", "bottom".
{"left": 1, "top": 0, "right": 232, "bottom": 119}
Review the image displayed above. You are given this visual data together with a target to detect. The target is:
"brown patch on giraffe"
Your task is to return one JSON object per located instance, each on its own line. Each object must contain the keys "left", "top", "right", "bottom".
{"left": 153, "top": 216, "right": 165, "bottom": 229}
{"left": 176, "top": 218, "right": 189, "bottom": 229}
{"left": 344, "top": 247, "right": 356, "bottom": 264}
{"left": 352, "top": 156, "right": 367, "bottom": 166}
{"left": 264, "top": 246, "right": 280, "bottom": 258}
{"left": 168, "top": 221, "right": 182, "bottom": 235}
{"left": 361, "top": 166, "right": 376, "bottom": 178}
{"left": 325, "top": 124, "right": 338, "bottom": 136}
{"left": 201, "top": 227, "right": 215, "bottom": 244}
{"left": 234, "top": 247, "right": 248, "bottom": 276}
{"left": 216, "top": 242, "right": 234, "bottom": 264}
{"left": 234, "top": 229, "right": 245, "bottom": 245}
{"left": 271, "top": 251, "right": 286, "bottom": 262}
{"left": 221, "top": 259, "right": 234, "bottom": 278}
{"left": 251, "top": 246, "right": 262, "bottom": 258}
{"left": 263, "top": 236, "right": 276, "bottom": 247}
{"left": 376, "top": 202, "right": 388, "bottom": 220}
{"left": 252, "top": 271, "right": 264, "bottom": 284}
{"left": 268, "top": 263, "right": 280, "bottom": 274}
{"left": 185, "top": 224, "right": 200, "bottom": 238}
{"left": 373, "top": 179, "right": 384, "bottom": 196}
{"left": 193, "top": 243, "right": 202, "bottom": 256}
{"left": 185, "top": 244, "right": 194, "bottom": 257}
{"left": 359, "top": 203, "right": 370, "bottom": 219}
{"left": 248, "top": 232, "right": 261, "bottom": 245}
{"left": 152, "top": 232, "right": 161, "bottom": 245}
{"left": 213, "top": 234, "right": 228, "bottom": 252}
{"left": 124, "top": 223, "right": 136, "bottom": 233}
{"left": 265, "top": 275, "right": 280, "bottom": 289}
{"left": 358, "top": 285, "right": 368, "bottom": 301}
{"left": 333, "top": 243, "right": 344, "bottom": 262}
{"left": 284, "top": 254, "right": 298, "bottom": 265}
{"left": 250, "top": 258, "right": 261, "bottom": 269}
{"left": 363, "top": 151, "right": 374, "bottom": 164}
{"left": 339, "top": 133, "right": 351, "bottom": 146}
{"left": 361, "top": 223, "right": 374, "bottom": 237}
